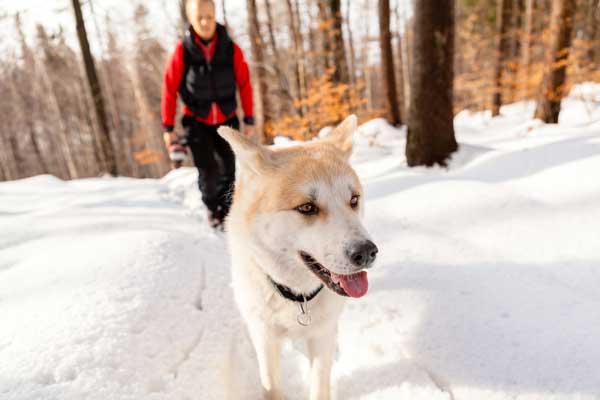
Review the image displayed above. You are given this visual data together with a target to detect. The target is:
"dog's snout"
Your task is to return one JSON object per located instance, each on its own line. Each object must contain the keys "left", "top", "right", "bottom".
{"left": 347, "top": 240, "right": 378, "bottom": 268}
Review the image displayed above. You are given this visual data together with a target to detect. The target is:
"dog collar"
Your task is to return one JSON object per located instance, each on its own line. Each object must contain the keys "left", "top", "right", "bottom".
{"left": 267, "top": 276, "right": 324, "bottom": 303}
{"left": 267, "top": 276, "right": 324, "bottom": 326}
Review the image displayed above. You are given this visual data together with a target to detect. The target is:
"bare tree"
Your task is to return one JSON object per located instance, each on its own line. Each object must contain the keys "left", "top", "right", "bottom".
{"left": 328, "top": 0, "right": 350, "bottom": 83}
{"left": 534, "top": 0, "right": 576, "bottom": 123}
{"left": 521, "top": 0, "right": 535, "bottom": 99}
{"left": 345, "top": 0, "right": 357, "bottom": 85}
{"left": 71, "top": 0, "right": 117, "bottom": 176}
{"left": 397, "top": 2, "right": 410, "bottom": 115}
{"left": 179, "top": 0, "right": 188, "bottom": 35}
{"left": 14, "top": 14, "right": 47, "bottom": 174}
{"left": 318, "top": 0, "right": 333, "bottom": 72}
{"left": 247, "top": 0, "right": 269, "bottom": 142}
{"left": 264, "top": 0, "right": 294, "bottom": 115}
{"left": 36, "top": 25, "right": 79, "bottom": 179}
{"left": 286, "top": 0, "right": 307, "bottom": 114}
{"left": 221, "top": 0, "right": 228, "bottom": 27}
{"left": 586, "top": 0, "right": 600, "bottom": 64}
{"left": 492, "top": 0, "right": 514, "bottom": 116}
{"left": 406, "top": 0, "right": 458, "bottom": 167}
{"left": 378, "top": 0, "right": 401, "bottom": 125}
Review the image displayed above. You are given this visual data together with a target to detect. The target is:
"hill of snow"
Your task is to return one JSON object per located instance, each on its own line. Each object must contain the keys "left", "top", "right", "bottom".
{"left": 1, "top": 85, "right": 600, "bottom": 399}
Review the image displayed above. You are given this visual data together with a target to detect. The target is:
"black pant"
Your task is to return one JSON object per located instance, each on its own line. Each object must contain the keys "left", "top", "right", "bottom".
{"left": 182, "top": 115, "right": 238, "bottom": 217}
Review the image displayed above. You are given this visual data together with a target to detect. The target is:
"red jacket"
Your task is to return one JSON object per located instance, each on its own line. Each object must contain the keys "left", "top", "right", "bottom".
{"left": 161, "top": 30, "right": 253, "bottom": 131}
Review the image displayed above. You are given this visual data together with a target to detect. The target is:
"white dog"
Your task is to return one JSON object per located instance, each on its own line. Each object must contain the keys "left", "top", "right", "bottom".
{"left": 218, "top": 115, "right": 378, "bottom": 400}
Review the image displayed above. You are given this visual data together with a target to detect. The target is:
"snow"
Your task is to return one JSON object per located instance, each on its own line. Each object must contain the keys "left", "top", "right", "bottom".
{"left": 1, "top": 84, "right": 600, "bottom": 399}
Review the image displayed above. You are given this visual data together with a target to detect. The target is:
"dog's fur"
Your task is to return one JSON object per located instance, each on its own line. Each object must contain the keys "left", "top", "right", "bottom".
{"left": 218, "top": 115, "right": 377, "bottom": 400}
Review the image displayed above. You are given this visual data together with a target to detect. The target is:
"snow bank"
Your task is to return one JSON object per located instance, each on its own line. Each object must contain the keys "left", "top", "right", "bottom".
{"left": 1, "top": 86, "right": 600, "bottom": 399}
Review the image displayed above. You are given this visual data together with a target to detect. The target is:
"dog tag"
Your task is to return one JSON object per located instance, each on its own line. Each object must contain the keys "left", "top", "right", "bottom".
{"left": 297, "top": 312, "right": 312, "bottom": 326}
{"left": 297, "top": 296, "right": 312, "bottom": 326}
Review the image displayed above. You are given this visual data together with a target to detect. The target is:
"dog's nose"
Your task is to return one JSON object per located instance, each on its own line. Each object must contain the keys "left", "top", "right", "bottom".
{"left": 347, "top": 240, "right": 378, "bottom": 268}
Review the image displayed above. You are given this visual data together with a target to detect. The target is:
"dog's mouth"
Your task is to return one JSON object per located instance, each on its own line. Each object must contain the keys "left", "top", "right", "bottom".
{"left": 299, "top": 251, "right": 369, "bottom": 298}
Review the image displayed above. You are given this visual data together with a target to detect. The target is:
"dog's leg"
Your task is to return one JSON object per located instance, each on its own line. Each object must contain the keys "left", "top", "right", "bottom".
{"left": 307, "top": 331, "right": 337, "bottom": 400}
{"left": 248, "top": 325, "right": 283, "bottom": 400}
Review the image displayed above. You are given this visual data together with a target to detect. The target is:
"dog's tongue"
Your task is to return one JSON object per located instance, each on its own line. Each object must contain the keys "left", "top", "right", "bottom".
{"left": 333, "top": 271, "right": 368, "bottom": 298}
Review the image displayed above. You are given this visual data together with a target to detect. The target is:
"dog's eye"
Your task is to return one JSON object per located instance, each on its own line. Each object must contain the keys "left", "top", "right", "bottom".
{"left": 297, "top": 202, "right": 318, "bottom": 215}
{"left": 350, "top": 195, "right": 360, "bottom": 209}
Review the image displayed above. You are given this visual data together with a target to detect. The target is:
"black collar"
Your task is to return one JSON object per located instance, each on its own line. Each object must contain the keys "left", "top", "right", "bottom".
{"left": 267, "top": 276, "right": 324, "bottom": 303}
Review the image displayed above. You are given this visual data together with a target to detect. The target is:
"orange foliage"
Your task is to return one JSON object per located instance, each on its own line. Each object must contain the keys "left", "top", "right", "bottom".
{"left": 266, "top": 68, "right": 381, "bottom": 141}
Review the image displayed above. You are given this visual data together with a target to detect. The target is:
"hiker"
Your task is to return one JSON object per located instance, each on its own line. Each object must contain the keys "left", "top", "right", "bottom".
{"left": 161, "top": 0, "right": 254, "bottom": 229}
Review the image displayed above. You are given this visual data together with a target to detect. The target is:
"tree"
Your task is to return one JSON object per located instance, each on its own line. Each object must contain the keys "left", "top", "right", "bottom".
{"left": 406, "top": 0, "right": 458, "bottom": 167}
{"left": 318, "top": 0, "right": 333, "bottom": 73}
{"left": 178, "top": 0, "right": 187, "bottom": 36}
{"left": 319, "top": 0, "right": 350, "bottom": 84}
{"left": 491, "top": 0, "right": 514, "bottom": 116}
{"left": 246, "top": 0, "right": 269, "bottom": 143}
{"left": 71, "top": 0, "right": 117, "bottom": 175}
{"left": 35, "top": 24, "right": 79, "bottom": 179}
{"left": 221, "top": 0, "right": 228, "bottom": 27}
{"left": 263, "top": 0, "right": 294, "bottom": 118}
{"left": 14, "top": 14, "right": 47, "bottom": 175}
{"left": 585, "top": 0, "right": 599, "bottom": 65}
{"left": 534, "top": 0, "right": 576, "bottom": 123}
{"left": 378, "top": 0, "right": 401, "bottom": 125}
{"left": 521, "top": 0, "right": 535, "bottom": 99}
{"left": 329, "top": 0, "right": 350, "bottom": 84}
{"left": 285, "top": 0, "right": 307, "bottom": 115}
{"left": 394, "top": 3, "right": 407, "bottom": 119}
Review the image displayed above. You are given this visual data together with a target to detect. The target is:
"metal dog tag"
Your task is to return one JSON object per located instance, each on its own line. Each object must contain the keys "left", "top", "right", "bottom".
{"left": 297, "top": 312, "right": 312, "bottom": 326}
{"left": 297, "top": 296, "right": 312, "bottom": 326}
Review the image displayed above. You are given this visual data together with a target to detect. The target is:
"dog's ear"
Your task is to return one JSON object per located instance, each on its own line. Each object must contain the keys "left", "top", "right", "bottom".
{"left": 217, "top": 126, "right": 274, "bottom": 174}
{"left": 323, "top": 114, "right": 357, "bottom": 159}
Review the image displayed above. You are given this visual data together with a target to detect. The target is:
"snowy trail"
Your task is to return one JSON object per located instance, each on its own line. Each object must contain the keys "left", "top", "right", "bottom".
{"left": 0, "top": 175, "right": 257, "bottom": 400}
{"left": 2, "top": 85, "right": 600, "bottom": 399}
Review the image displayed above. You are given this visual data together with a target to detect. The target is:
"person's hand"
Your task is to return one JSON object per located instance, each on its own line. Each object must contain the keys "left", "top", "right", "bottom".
{"left": 163, "top": 131, "right": 178, "bottom": 148}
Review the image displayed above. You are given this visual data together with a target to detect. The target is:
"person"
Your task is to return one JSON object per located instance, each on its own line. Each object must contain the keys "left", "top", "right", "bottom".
{"left": 161, "top": 0, "right": 254, "bottom": 229}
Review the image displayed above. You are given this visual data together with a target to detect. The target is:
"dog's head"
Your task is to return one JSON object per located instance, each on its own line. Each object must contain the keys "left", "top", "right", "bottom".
{"left": 218, "top": 115, "right": 378, "bottom": 298}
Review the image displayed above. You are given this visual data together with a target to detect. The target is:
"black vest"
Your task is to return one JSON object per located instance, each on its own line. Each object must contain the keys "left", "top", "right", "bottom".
{"left": 179, "top": 24, "right": 237, "bottom": 118}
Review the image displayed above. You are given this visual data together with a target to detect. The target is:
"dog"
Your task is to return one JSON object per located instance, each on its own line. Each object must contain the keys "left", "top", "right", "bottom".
{"left": 217, "top": 115, "right": 378, "bottom": 400}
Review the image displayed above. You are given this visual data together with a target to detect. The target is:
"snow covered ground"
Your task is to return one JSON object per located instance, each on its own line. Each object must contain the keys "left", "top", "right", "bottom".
{"left": 1, "top": 85, "right": 600, "bottom": 400}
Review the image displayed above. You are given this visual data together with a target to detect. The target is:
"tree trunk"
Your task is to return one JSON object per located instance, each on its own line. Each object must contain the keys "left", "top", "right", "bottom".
{"left": 521, "top": 0, "right": 535, "bottom": 99}
{"left": 264, "top": 0, "right": 294, "bottom": 114}
{"left": 286, "top": 0, "right": 307, "bottom": 115}
{"left": 328, "top": 0, "right": 350, "bottom": 83}
{"left": 0, "top": 156, "right": 7, "bottom": 181}
{"left": 14, "top": 15, "right": 48, "bottom": 174}
{"left": 507, "top": 0, "right": 525, "bottom": 103}
{"left": 378, "top": 0, "right": 401, "bottom": 126}
{"left": 534, "top": 0, "right": 576, "bottom": 123}
{"left": 37, "top": 58, "right": 79, "bottom": 179}
{"left": 398, "top": 2, "right": 411, "bottom": 115}
{"left": 586, "top": 0, "right": 600, "bottom": 65}
{"left": 394, "top": 3, "right": 407, "bottom": 120}
{"left": 8, "top": 77, "right": 47, "bottom": 175}
{"left": 491, "top": 0, "right": 514, "bottom": 116}
{"left": 406, "top": 0, "right": 458, "bottom": 167}
{"left": 360, "top": 0, "right": 373, "bottom": 113}
{"left": 318, "top": 1, "right": 333, "bottom": 72}
{"left": 345, "top": 0, "right": 357, "bottom": 86}
{"left": 246, "top": 0, "right": 268, "bottom": 143}
{"left": 179, "top": 0, "right": 188, "bottom": 35}
{"left": 71, "top": 0, "right": 117, "bottom": 176}
{"left": 90, "top": 0, "right": 134, "bottom": 177}
{"left": 264, "top": 0, "right": 281, "bottom": 65}
{"left": 221, "top": 0, "right": 228, "bottom": 27}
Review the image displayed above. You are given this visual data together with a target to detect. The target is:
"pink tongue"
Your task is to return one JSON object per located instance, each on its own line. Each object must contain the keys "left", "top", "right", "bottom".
{"left": 334, "top": 271, "right": 369, "bottom": 298}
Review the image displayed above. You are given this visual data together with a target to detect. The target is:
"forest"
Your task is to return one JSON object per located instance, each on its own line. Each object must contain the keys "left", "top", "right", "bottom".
{"left": 0, "top": 0, "right": 598, "bottom": 180}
